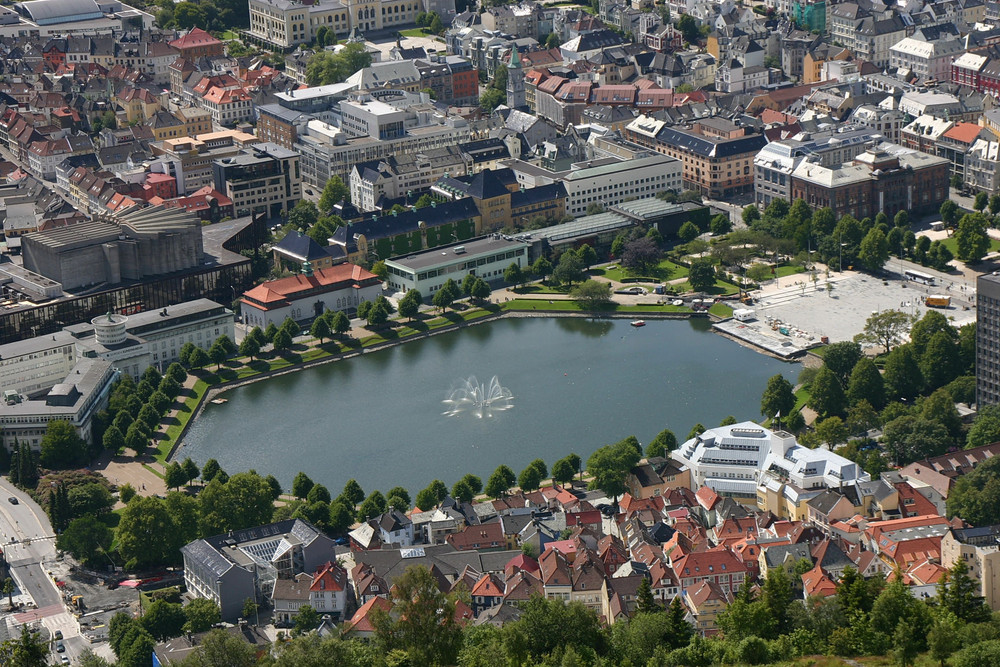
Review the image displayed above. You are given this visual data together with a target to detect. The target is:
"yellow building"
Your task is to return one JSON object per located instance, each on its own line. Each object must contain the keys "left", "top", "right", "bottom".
{"left": 115, "top": 87, "right": 163, "bottom": 124}
{"left": 941, "top": 527, "right": 1000, "bottom": 611}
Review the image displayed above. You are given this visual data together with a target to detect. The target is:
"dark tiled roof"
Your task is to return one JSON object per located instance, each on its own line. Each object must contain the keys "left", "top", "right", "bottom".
{"left": 654, "top": 126, "right": 767, "bottom": 158}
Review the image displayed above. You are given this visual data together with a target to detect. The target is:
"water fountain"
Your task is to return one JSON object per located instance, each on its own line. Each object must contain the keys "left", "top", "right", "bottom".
{"left": 442, "top": 375, "right": 514, "bottom": 418}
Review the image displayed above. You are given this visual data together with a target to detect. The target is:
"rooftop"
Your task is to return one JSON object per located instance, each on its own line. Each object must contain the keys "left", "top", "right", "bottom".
{"left": 386, "top": 235, "right": 527, "bottom": 272}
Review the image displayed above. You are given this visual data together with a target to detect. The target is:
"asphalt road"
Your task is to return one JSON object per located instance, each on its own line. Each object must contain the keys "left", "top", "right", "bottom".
{"left": 0, "top": 478, "right": 60, "bottom": 608}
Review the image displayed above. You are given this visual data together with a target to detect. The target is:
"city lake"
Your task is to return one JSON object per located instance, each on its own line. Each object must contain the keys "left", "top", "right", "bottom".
{"left": 179, "top": 317, "right": 799, "bottom": 494}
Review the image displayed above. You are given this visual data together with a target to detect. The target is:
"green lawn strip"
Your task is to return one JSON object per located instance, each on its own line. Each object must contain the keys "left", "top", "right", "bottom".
{"left": 774, "top": 264, "right": 806, "bottom": 278}
{"left": 512, "top": 283, "right": 570, "bottom": 294}
{"left": 503, "top": 299, "right": 693, "bottom": 314}
{"left": 673, "top": 278, "right": 740, "bottom": 296}
{"left": 154, "top": 380, "right": 210, "bottom": 463}
{"left": 399, "top": 27, "right": 433, "bottom": 37}
{"left": 937, "top": 235, "right": 1000, "bottom": 258}
{"left": 809, "top": 344, "right": 830, "bottom": 358}
{"left": 142, "top": 463, "right": 165, "bottom": 479}
{"left": 593, "top": 259, "right": 689, "bottom": 283}
{"left": 709, "top": 302, "right": 734, "bottom": 318}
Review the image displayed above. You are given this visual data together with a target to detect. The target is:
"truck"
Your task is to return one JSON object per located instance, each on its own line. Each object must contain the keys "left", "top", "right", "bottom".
{"left": 925, "top": 295, "right": 951, "bottom": 308}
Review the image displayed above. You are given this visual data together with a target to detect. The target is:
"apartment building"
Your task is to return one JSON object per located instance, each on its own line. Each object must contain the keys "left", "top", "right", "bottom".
{"left": 212, "top": 142, "right": 302, "bottom": 219}
{"left": 625, "top": 116, "right": 766, "bottom": 199}
{"left": 349, "top": 146, "right": 467, "bottom": 212}
{"left": 152, "top": 130, "right": 260, "bottom": 195}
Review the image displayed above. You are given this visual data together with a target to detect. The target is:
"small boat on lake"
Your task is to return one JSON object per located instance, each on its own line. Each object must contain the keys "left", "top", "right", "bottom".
{"left": 630, "top": 320, "right": 646, "bottom": 327}
{"left": 210, "top": 398, "right": 228, "bottom": 405}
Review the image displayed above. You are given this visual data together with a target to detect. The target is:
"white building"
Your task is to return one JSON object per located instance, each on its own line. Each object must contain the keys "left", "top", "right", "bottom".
{"left": 240, "top": 262, "right": 382, "bottom": 328}
{"left": 506, "top": 154, "right": 682, "bottom": 218}
{"left": 247, "top": 0, "right": 455, "bottom": 50}
{"left": 670, "top": 422, "right": 870, "bottom": 500}
{"left": 889, "top": 36, "right": 964, "bottom": 83}
{"left": 966, "top": 136, "right": 1000, "bottom": 195}
{"left": 383, "top": 235, "right": 528, "bottom": 296}
{"left": 0, "top": 299, "right": 233, "bottom": 396}
{"left": 0, "top": 357, "right": 116, "bottom": 451}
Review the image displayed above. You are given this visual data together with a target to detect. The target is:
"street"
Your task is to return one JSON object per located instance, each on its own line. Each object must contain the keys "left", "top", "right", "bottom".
{"left": 0, "top": 477, "right": 94, "bottom": 663}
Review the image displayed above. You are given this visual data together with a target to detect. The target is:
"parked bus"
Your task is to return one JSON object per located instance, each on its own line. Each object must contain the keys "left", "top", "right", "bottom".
{"left": 926, "top": 295, "right": 951, "bottom": 308}
{"left": 904, "top": 269, "right": 935, "bottom": 286}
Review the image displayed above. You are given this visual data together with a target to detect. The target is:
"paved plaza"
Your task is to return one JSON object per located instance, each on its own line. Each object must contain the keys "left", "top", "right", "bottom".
{"left": 750, "top": 270, "right": 976, "bottom": 345}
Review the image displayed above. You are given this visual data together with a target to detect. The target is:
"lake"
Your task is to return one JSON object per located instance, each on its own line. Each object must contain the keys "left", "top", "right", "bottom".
{"left": 178, "top": 317, "right": 798, "bottom": 496}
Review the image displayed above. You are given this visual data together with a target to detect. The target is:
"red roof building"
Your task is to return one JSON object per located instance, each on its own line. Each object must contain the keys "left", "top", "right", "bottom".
{"left": 671, "top": 547, "right": 748, "bottom": 596}
{"left": 240, "top": 262, "right": 382, "bottom": 329}
{"left": 169, "top": 28, "right": 224, "bottom": 60}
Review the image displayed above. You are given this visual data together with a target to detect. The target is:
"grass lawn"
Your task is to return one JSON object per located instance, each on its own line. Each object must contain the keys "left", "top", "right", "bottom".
{"left": 673, "top": 278, "right": 740, "bottom": 296}
{"left": 793, "top": 386, "right": 811, "bottom": 413}
{"left": 512, "top": 282, "right": 570, "bottom": 295}
{"left": 709, "top": 302, "right": 733, "bottom": 318}
{"left": 775, "top": 264, "right": 806, "bottom": 278}
{"left": 592, "top": 259, "right": 689, "bottom": 283}
{"left": 220, "top": 30, "right": 240, "bottom": 40}
{"left": 399, "top": 27, "right": 433, "bottom": 37}
{"left": 503, "top": 299, "right": 692, "bottom": 314}
{"left": 937, "top": 235, "right": 1000, "bottom": 259}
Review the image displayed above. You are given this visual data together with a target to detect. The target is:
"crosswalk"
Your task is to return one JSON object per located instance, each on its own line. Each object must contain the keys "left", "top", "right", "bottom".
{"left": 13, "top": 603, "right": 63, "bottom": 623}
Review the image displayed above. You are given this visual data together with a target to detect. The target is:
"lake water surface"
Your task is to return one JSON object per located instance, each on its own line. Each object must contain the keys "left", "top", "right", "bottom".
{"left": 179, "top": 317, "right": 798, "bottom": 495}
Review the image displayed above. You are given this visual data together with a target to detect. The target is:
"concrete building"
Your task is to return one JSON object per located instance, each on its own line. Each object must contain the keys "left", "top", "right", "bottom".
{"left": 294, "top": 110, "right": 475, "bottom": 186}
{"left": 240, "top": 262, "right": 381, "bottom": 328}
{"left": 671, "top": 422, "right": 869, "bottom": 503}
{"left": 978, "top": 272, "right": 1000, "bottom": 406}
{"left": 789, "top": 143, "right": 950, "bottom": 220}
{"left": 0, "top": 299, "right": 233, "bottom": 397}
{"left": 383, "top": 234, "right": 528, "bottom": 295}
{"left": 23, "top": 206, "right": 205, "bottom": 291}
{"left": 1, "top": 0, "right": 153, "bottom": 37}
{"left": 181, "top": 519, "right": 337, "bottom": 622}
{"left": 505, "top": 154, "right": 682, "bottom": 218}
{"left": 212, "top": 143, "right": 301, "bottom": 219}
{"left": 0, "top": 357, "right": 116, "bottom": 450}
{"left": 625, "top": 116, "right": 766, "bottom": 199}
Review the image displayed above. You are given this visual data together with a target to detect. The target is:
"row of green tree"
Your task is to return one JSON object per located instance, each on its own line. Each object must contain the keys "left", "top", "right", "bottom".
{"left": 738, "top": 199, "right": 959, "bottom": 275}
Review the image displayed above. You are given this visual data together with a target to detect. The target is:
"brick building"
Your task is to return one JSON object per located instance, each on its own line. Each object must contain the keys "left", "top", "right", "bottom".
{"left": 789, "top": 143, "right": 949, "bottom": 219}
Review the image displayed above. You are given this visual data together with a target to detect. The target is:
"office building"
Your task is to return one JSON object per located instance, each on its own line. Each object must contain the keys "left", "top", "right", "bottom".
{"left": 212, "top": 143, "right": 301, "bottom": 219}
{"left": 383, "top": 235, "right": 528, "bottom": 295}
{"left": 182, "top": 519, "right": 337, "bottom": 621}
{"left": 505, "top": 154, "right": 681, "bottom": 218}
{"left": 0, "top": 357, "right": 116, "bottom": 450}
{"left": 153, "top": 130, "right": 260, "bottom": 196}
{"left": 978, "top": 273, "right": 1000, "bottom": 406}
{"left": 789, "top": 143, "right": 949, "bottom": 220}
